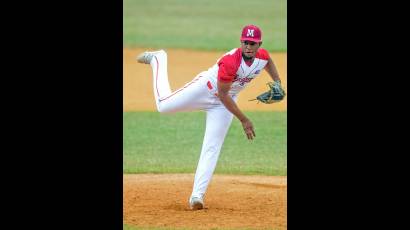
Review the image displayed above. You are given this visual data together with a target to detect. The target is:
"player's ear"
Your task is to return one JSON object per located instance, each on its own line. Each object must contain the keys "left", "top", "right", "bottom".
{"left": 259, "top": 42, "right": 263, "bottom": 47}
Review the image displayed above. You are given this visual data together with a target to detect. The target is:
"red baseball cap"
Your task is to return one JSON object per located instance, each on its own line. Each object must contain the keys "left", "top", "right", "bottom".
{"left": 240, "top": 25, "right": 262, "bottom": 42}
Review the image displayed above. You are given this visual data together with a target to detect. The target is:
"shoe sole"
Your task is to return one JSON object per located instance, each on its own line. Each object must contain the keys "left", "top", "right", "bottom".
{"left": 137, "top": 50, "right": 166, "bottom": 64}
{"left": 136, "top": 53, "right": 150, "bottom": 64}
{"left": 191, "top": 202, "right": 204, "bottom": 210}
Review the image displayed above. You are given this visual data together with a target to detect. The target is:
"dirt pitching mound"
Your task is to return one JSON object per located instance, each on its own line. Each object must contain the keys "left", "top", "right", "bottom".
{"left": 124, "top": 174, "right": 287, "bottom": 229}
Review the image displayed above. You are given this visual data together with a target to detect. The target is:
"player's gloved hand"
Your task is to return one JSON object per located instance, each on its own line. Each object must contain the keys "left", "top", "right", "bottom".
{"left": 250, "top": 80, "right": 286, "bottom": 104}
{"left": 241, "top": 118, "right": 255, "bottom": 140}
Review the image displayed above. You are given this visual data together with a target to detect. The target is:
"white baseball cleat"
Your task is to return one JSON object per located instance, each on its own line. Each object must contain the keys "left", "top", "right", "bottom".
{"left": 189, "top": 196, "right": 204, "bottom": 210}
{"left": 136, "top": 50, "right": 165, "bottom": 64}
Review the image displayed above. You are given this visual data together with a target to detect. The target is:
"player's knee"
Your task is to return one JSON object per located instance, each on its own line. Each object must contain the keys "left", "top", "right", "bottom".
{"left": 157, "top": 104, "right": 174, "bottom": 114}
{"left": 157, "top": 107, "right": 169, "bottom": 113}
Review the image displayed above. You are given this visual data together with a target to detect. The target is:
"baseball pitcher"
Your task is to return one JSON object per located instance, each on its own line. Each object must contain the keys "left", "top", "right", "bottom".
{"left": 136, "top": 25, "right": 285, "bottom": 210}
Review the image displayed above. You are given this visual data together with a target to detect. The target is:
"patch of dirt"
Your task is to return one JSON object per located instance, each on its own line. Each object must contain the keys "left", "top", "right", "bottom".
{"left": 123, "top": 174, "right": 287, "bottom": 229}
{"left": 123, "top": 48, "right": 287, "bottom": 111}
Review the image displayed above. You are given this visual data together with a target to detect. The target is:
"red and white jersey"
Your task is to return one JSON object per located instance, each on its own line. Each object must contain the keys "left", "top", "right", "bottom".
{"left": 202, "top": 48, "right": 270, "bottom": 95}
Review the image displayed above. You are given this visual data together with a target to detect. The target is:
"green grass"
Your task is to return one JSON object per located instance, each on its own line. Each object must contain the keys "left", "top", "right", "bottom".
{"left": 123, "top": 111, "right": 287, "bottom": 176}
{"left": 123, "top": 0, "right": 287, "bottom": 52}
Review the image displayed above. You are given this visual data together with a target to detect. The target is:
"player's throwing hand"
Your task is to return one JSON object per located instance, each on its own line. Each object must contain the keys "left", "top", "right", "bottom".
{"left": 241, "top": 118, "right": 255, "bottom": 140}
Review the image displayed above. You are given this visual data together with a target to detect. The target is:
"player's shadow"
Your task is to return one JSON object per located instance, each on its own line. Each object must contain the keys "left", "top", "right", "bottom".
{"left": 164, "top": 203, "right": 208, "bottom": 211}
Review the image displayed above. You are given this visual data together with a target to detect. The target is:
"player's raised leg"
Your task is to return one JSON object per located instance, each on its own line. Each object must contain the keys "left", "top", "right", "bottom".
{"left": 137, "top": 50, "right": 214, "bottom": 113}
{"left": 137, "top": 50, "right": 172, "bottom": 107}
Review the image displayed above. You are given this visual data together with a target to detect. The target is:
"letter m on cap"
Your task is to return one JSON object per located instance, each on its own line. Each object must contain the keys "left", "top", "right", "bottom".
{"left": 247, "top": 29, "right": 254, "bottom": 37}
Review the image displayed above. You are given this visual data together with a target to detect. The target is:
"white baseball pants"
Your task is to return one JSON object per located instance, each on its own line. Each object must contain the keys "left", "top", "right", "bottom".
{"left": 148, "top": 50, "right": 235, "bottom": 201}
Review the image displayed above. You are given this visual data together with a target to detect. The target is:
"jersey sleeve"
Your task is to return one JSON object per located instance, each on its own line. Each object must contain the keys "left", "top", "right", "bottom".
{"left": 217, "top": 54, "right": 239, "bottom": 83}
{"left": 217, "top": 63, "right": 236, "bottom": 82}
{"left": 256, "top": 48, "right": 270, "bottom": 60}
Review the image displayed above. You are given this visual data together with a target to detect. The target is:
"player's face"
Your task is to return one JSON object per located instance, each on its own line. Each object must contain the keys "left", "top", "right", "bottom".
{"left": 241, "top": 41, "right": 261, "bottom": 58}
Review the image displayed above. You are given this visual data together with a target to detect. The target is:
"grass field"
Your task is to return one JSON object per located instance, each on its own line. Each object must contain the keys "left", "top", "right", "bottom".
{"left": 123, "top": 0, "right": 287, "bottom": 52}
{"left": 123, "top": 111, "right": 287, "bottom": 176}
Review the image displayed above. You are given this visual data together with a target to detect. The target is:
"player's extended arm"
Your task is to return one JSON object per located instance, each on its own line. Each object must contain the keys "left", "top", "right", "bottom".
{"left": 264, "top": 57, "right": 281, "bottom": 82}
{"left": 217, "top": 80, "right": 255, "bottom": 140}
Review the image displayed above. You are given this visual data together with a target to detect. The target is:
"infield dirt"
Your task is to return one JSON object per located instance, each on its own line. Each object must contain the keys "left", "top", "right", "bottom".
{"left": 124, "top": 174, "right": 287, "bottom": 229}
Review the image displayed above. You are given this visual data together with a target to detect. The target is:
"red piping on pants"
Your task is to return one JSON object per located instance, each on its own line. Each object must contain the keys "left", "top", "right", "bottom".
{"left": 154, "top": 56, "right": 161, "bottom": 99}
{"left": 157, "top": 74, "right": 204, "bottom": 102}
